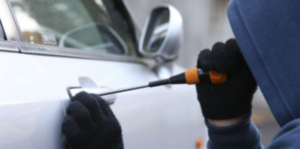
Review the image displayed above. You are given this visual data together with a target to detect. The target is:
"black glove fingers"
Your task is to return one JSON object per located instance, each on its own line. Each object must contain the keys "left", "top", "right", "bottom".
{"left": 91, "top": 94, "right": 115, "bottom": 118}
{"left": 62, "top": 115, "right": 81, "bottom": 142}
{"left": 225, "top": 38, "right": 240, "bottom": 52}
{"left": 212, "top": 42, "right": 228, "bottom": 73}
{"left": 73, "top": 92, "right": 105, "bottom": 123}
{"left": 197, "top": 49, "right": 204, "bottom": 69}
{"left": 207, "top": 39, "right": 244, "bottom": 74}
{"left": 198, "top": 49, "right": 215, "bottom": 71}
{"left": 67, "top": 101, "right": 93, "bottom": 130}
{"left": 224, "top": 39, "right": 244, "bottom": 74}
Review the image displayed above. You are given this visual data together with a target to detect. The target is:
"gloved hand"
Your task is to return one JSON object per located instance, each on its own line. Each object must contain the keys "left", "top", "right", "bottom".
{"left": 62, "top": 92, "right": 124, "bottom": 149}
{"left": 196, "top": 39, "right": 257, "bottom": 120}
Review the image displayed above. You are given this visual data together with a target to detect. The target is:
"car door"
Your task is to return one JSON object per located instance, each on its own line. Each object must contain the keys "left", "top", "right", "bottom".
{"left": 0, "top": 2, "right": 67, "bottom": 149}
{"left": 4, "top": 0, "right": 207, "bottom": 149}
{"left": 0, "top": 43, "right": 65, "bottom": 149}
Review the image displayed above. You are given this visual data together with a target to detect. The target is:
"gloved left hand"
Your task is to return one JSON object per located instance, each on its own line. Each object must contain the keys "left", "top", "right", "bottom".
{"left": 62, "top": 92, "right": 124, "bottom": 149}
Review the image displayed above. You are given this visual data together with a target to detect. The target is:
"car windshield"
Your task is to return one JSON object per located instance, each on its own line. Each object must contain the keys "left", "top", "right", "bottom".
{"left": 8, "top": 0, "right": 137, "bottom": 55}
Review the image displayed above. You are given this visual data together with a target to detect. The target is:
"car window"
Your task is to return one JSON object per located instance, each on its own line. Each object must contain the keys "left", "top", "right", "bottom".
{"left": 0, "top": 21, "right": 4, "bottom": 40}
{"left": 8, "top": 0, "right": 137, "bottom": 55}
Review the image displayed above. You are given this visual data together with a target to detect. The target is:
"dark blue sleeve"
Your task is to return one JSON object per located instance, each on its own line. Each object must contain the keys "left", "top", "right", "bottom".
{"left": 205, "top": 113, "right": 264, "bottom": 149}
{"left": 206, "top": 113, "right": 300, "bottom": 149}
{"left": 267, "top": 118, "right": 300, "bottom": 148}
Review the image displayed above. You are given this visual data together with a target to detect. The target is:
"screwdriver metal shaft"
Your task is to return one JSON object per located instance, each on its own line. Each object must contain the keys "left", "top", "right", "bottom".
{"left": 98, "top": 85, "right": 149, "bottom": 96}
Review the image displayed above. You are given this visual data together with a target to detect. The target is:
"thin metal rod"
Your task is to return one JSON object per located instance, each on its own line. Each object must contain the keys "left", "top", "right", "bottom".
{"left": 98, "top": 85, "right": 149, "bottom": 96}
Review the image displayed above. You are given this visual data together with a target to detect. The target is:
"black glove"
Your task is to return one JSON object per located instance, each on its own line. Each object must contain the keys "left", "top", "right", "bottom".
{"left": 196, "top": 39, "right": 257, "bottom": 120}
{"left": 62, "top": 92, "right": 124, "bottom": 149}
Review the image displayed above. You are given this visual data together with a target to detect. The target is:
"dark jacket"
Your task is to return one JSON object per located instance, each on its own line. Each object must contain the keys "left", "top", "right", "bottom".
{"left": 228, "top": 0, "right": 300, "bottom": 127}
{"left": 206, "top": 0, "right": 300, "bottom": 148}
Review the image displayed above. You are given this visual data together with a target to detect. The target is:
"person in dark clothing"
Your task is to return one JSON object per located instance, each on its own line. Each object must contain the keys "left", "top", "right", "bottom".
{"left": 63, "top": 0, "right": 300, "bottom": 148}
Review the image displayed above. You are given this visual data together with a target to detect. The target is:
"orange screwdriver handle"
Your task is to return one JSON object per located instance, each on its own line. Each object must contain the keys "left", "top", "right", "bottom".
{"left": 209, "top": 71, "right": 228, "bottom": 85}
{"left": 185, "top": 68, "right": 228, "bottom": 85}
{"left": 185, "top": 68, "right": 200, "bottom": 84}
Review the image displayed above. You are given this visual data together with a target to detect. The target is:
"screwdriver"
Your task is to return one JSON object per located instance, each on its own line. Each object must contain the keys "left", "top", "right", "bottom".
{"left": 98, "top": 68, "right": 228, "bottom": 96}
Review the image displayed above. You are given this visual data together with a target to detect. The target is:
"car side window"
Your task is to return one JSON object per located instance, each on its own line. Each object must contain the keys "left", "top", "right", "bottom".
{"left": 0, "top": 21, "right": 4, "bottom": 40}
{"left": 8, "top": 0, "right": 137, "bottom": 56}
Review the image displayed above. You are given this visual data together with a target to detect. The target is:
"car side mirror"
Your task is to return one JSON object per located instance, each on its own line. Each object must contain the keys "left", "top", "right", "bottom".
{"left": 139, "top": 5, "right": 183, "bottom": 62}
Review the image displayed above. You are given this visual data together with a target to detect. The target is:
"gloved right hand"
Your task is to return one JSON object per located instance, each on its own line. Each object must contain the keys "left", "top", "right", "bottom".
{"left": 196, "top": 39, "right": 257, "bottom": 120}
{"left": 62, "top": 92, "right": 124, "bottom": 149}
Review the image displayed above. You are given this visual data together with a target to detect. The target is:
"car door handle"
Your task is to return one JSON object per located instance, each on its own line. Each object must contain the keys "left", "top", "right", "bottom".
{"left": 67, "top": 77, "right": 117, "bottom": 105}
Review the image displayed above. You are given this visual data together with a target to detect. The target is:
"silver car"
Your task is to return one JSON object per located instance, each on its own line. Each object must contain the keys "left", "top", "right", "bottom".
{"left": 0, "top": 0, "right": 207, "bottom": 148}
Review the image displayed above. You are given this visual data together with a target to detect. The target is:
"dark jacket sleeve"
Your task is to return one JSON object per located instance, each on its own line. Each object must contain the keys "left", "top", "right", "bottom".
{"left": 205, "top": 113, "right": 263, "bottom": 149}
{"left": 206, "top": 113, "right": 300, "bottom": 149}
{"left": 267, "top": 118, "right": 300, "bottom": 148}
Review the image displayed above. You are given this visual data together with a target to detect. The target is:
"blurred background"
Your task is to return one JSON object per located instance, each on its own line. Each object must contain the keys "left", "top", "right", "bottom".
{"left": 125, "top": 0, "right": 280, "bottom": 146}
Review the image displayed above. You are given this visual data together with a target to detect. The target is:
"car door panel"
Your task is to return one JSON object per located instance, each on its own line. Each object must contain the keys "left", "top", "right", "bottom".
{"left": 0, "top": 51, "right": 64, "bottom": 149}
